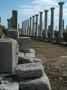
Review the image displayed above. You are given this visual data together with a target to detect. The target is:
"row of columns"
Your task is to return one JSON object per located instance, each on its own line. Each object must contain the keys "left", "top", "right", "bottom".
{"left": 22, "top": 2, "right": 64, "bottom": 42}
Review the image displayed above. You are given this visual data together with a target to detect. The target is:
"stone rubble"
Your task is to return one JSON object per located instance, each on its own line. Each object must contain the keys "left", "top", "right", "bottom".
{"left": 0, "top": 37, "right": 51, "bottom": 90}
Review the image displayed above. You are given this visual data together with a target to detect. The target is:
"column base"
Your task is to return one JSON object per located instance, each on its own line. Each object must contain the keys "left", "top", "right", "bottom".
{"left": 56, "top": 37, "right": 64, "bottom": 44}
{"left": 43, "top": 37, "right": 49, "bottom": 42}
{"left": 48, "top": 37, "right": 56, "bottom": 43}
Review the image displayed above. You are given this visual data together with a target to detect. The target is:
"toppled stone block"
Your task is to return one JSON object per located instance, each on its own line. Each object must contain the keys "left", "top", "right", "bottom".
{"left": 15, "top": 63, "right": 44, "bottom": 79}
{"left": 7, "top": 30, "right": 19, "bottom": 40}
{"left": 18, "top": 56, "right": 42, "bottom": 64}
{"left": 17, "top": 37, "right": 31, "bottom": 51}
{"left": 0, "top": 38, "right": 18, "bottom": 74}
{"left": 0, "top": 83, "right": 19, "bottom": 90}
{"left": 19, "top": 72, "right": 51, "bottom": 90}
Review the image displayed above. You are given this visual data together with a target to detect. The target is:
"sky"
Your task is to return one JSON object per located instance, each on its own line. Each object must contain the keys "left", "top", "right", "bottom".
{"left": 0, "top": 0, "right": 67, "bottom": 29}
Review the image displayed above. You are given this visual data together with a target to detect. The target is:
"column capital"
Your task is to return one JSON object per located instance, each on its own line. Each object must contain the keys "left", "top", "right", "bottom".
{"left": 35, "top": 14, "right": 39, "bottom": 16}
{"left": 50, "top": 7, "right": 55, "bottom": 10}
{"left": 44, "top": 10, "right": 49, "bottom": 12}
{"left": 39, "top": 11, "right": 43, "bottom": 14}
{"left": 32, "top": 16, "right": 35, "bottom": 18}
{"left": 58, "top": 2, "right": 64, "bottom": 5}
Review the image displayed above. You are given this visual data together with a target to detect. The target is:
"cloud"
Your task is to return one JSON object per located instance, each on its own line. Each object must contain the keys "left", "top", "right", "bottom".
{"left": 18, "top": 0, "right": 67, "bottom": 28}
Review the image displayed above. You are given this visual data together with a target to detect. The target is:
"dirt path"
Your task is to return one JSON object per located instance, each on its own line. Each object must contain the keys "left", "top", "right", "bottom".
{"left": 31, "top": 40, "right": 67, "bottom": 67}
{"left": 31, "top": 40, "right": 67, "bottom": 90}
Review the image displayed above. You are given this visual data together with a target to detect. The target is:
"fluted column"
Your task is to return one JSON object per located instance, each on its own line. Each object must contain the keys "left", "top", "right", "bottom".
{"left": 29, "top": 17, "right": 32, "bottom": 36}
{"left": 27, "top": 19, "right": 30, "bottom": 36}
{"left": 22, "top": 21, "right": 23, "bottom": 34}
{"left": 39, "top": 12, "right": 43, "bottom": 37}
{"left": 58, "top": 2, "right": 64, "bottom": 38}
{"left": 32, "top": 16, "right": 35, "bottom": 36}
{"left": 35, "top": 14, "right": 39, "bottom": 36}
{"left": 44, "top": 10, "right": 49, "bottom": 41}
{"left": 50, "top": 7, "right": 55, "bottom": 39}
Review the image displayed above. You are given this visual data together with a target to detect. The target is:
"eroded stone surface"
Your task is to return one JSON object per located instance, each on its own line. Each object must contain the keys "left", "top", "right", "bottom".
{"left": 0, "top": 74, "right": 19, "bottom": 90}
{"left": 19, "top": 72, "right": 51, "bottom": 90}
{"left": 0, "top": 83, "right": 19, "bottom": 90}
{"left": 15, "top": 63, "right": 44, "bottom": 79}
{"left": 18, "top": 52, "right": 24, "bottom": 57}
{"left": 18, "top": 56, "right": 42, "bottom": 64}
{"left": 25, "top": 53, "right": 35, "bottom": 57}
{"left": 17, "top": 37, "right": 31, "bottom": 51}
{"left": 0, "top": 38, "right": 18, "bottom": 74}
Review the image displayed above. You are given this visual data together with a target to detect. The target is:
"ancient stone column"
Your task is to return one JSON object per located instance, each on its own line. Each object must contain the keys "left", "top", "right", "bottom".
{"left": 35, "top": 14, "right": 39, "bottom": 36}
{"left": 39, "top": 12, "right": 43, "bottom": 37}
{"left": 58, "top": 2, "right": 64, "bottom": 41}
{"left": 63, "top": 19, "right": 64, "bottom": 31}
{"left": 29, "top": 17, "right": 32, "bottom": 36}
{"left": 24, "top": 20, "right": 27, "bottom": 36}
{"left": 23, "top": 21, "right": 25, "bottom": 35}
{"left": 44, "top": 10, "right": 49, "bottom": 41}
{"left": 22, "top": 21, "right": 23, "bottom": 34}
{"left": 50, "top": 7, "right": 55, "bottom": 40}
{"left": 27, "top": 19, "right": 30, "bottom": 36}
{"left": 25, "top": 20, "right": 28, "bottom": 36}
{"left": 32, "top": 16, "right": 35, "bottom": 36}
{"left": 12, "top": 10, "right": 17, "bottom": 30}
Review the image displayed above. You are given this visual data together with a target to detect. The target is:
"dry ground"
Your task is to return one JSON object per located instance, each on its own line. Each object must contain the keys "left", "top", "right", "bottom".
{"left": 31, "top": 40, "right": 67, "bottom": 67}
{"left": 31, "top": 40, "right": 67, "bottom": 90}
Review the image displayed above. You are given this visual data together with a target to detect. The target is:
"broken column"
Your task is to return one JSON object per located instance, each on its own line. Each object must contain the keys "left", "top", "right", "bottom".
{"left": 7, "top": 18, "right": 12, "bottom": 30}
{"left": 39, "top": 12, "right": 43, "bottom": 37}
{"left": 44, "top": 10, "right": 49, "bottom": 41}
{"left": 58, "top": 2, "right": 64, "bottom": 42}
{"left": 12, "top": 10, "right": 18, "bottom": 30}
{"left": 35, "top": 14, "right": 39, "bottom": 37}
{"left": 32, "top": 16, "right": 35, "bottom": 36}
{"left": 50, "top": 7, "right": 55, "bottom": 41}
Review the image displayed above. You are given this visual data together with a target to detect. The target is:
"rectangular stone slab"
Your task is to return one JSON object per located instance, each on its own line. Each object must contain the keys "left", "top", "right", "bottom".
{"left": 15, "top": 63, "right": 44, "bottom": 79}
{"left": 0, "top": 38, "right": 18, "bottom": 74}
{"left": 19, "top": 72, "right": 51, "bottom": 90}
